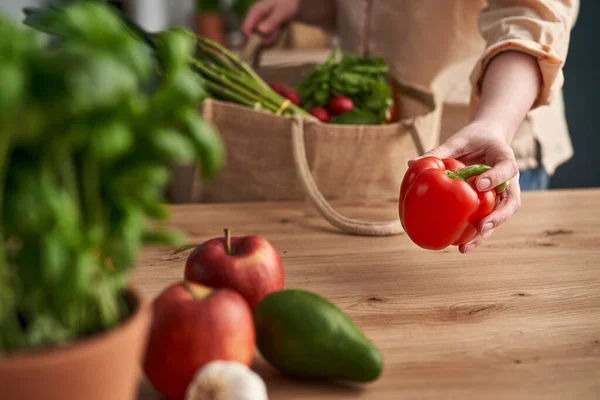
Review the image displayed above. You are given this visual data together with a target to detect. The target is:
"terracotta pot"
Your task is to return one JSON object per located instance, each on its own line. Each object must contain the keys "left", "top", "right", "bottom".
{"left": 0, "top": 287, "right": 151, "bottom": 400}
{"left": 195, "top": 12, "right": 227, "bottom": 45}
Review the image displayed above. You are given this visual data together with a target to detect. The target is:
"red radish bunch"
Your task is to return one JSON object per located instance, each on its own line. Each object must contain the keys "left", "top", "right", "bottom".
{"left": 309, "top": 107, "right": 330, "bottom": 122}
{"left": 269, "top": 83, "right": 284, "bottom": 94}
{"left": 327, "top": 96, "right": 354, "bottom": 115}
{"left": 270, "top": 82, "right": 300, "bottom": 105}
{"left": 283, "top": 89, "right": 300, "bottom": 105}
{"left": 270, "top": 82, "right": 358, "bottom": 123}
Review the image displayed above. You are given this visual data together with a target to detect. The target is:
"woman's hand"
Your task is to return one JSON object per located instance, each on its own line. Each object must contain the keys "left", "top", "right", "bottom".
{"left": 409, "top": 120, "right": 521, "bottom": 254}
{"left": 242, "top": 0, "right": 299, "bottom": 46}
{"left": 410, "top": 50, "right": 542, "bottom": 253}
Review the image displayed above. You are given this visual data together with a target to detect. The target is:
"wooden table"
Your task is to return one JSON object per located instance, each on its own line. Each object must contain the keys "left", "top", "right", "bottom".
{"left": 135, "top": 189, "right": 600, "bottom": 399}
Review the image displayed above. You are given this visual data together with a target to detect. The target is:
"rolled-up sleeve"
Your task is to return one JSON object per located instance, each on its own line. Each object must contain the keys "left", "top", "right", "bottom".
{"left": 470, "top": 0, "right": 580, "bottom": 108}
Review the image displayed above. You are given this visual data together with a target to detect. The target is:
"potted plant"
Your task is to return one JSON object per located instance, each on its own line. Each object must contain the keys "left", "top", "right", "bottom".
{"left": 0, "top": 2, "right": 223, "bottom": 399}
{"left": 195, "top": 0, "right": 228, "bottom": 45}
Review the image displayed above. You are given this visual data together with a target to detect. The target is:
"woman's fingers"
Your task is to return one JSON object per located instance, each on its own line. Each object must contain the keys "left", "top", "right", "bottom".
{"left": 461, "top": 176, "right": 521, "bottom": 253}
{"left": 475, "top": 156, "right": 519, "bottom": 191}
{"left": 241, "top": 1, "right": 273, "bottom": 37}
{"left": 478, "top": 176, "right": 522, "bottom": 232}
{"left": 257, "top": 3, "right": 288, "bottom": 36}
{"left": 459, "top": 227, "right": 495, "bottom": 253}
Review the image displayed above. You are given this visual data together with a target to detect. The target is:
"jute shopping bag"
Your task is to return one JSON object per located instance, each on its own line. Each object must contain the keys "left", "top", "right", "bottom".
{"left": 167, "top": 47, "right": 442, "bottom": 236}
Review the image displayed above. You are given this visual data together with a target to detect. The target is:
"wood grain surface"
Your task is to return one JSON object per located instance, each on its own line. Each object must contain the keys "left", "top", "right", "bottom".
{"left": 134, "top": 189, "right": 600, "bottom": 399}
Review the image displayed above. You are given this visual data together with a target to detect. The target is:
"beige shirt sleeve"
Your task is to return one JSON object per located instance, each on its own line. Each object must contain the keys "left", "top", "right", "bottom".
{"left": 297, "top": 0, "right": 337, "bottom": 31}
{"left": 470, "top": 0, "right": 580, "bottom": 109}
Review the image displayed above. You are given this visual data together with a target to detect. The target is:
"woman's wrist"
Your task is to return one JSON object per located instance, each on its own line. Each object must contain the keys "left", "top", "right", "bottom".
{"left": 469, "top": 115, "right": 514, "bottom": 143}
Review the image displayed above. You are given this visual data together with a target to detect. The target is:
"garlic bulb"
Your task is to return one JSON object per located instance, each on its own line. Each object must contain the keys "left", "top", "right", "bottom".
{"left": 185, "top": 360, "right": 269, "bottom": 400}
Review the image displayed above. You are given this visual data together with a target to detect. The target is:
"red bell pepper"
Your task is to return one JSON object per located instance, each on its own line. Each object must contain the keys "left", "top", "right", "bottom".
{"left": 398, "top": 157, "right": 509, "bottom": 250}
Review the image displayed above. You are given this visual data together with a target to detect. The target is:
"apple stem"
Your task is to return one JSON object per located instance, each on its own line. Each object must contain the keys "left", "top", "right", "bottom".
{"left": 224, "top": 228, "right": 232, "bottom": 256}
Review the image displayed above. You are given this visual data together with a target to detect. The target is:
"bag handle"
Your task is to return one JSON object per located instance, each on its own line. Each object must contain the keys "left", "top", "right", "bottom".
{"left": 239, "top": 33, "right": 264, "bottom": 66}
{"left": 289, "top": 85, "right": 442, "bottom": 236}
{"left": 239, "top": 26, "right": 291, "bottom": 67}
{"left": 290, "top": 116, "right": 404, "bottom": 236}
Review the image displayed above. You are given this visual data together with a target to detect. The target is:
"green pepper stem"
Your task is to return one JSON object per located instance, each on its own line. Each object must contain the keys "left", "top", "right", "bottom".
{"left": 447, "top": 164, "right": 510, "bottom": 193}
{"left": 455, "top": 164, "right": 492, "bottom": 179}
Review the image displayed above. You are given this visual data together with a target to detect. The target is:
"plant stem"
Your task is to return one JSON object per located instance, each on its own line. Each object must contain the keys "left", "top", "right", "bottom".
{"left": 191, "top": 60, "right": 277, "bottom": 110}
{"left": 224, "top": 228, "right": 232, "bottom": 256}
{"left": 204, "top": 80, "right": 258, "bottom": 108}
{"left": 196, "top": 39, "right": 311, "bottom": 116}
{"left": 197, "top": 48, "right": 238, "bottom": 75}
{"left": 0, "top": 128, "right": 11, "bottom": 276}
{"left": 198, "top": 39, "right": 245, "bottom": 72}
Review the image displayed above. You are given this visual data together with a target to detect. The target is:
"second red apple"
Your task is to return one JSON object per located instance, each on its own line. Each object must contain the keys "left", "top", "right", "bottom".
{"left": 184, "top": 229, "right": 284, "bottom": 309}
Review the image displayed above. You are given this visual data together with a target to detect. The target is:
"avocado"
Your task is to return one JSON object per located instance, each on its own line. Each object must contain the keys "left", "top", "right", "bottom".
{"left": 253, "top": 289, "right": 383, "bottom": 382}
{"left": 330, "top": 109, "right": 381, "bottom": 125}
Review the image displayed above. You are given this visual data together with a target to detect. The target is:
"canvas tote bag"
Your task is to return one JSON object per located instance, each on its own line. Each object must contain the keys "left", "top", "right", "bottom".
{"left": 167, "top": 41, "right": 443, "bottom": 236}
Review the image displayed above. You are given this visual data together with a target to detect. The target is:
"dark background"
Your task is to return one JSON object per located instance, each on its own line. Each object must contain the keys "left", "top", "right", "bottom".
{"left": 551, "top": 0, "right": 600, "bottom": 189}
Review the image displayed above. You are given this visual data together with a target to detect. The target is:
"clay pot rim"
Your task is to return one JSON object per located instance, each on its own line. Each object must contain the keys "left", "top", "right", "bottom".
{"left": 0, "top": 285, "right": 149, "bottom": 368}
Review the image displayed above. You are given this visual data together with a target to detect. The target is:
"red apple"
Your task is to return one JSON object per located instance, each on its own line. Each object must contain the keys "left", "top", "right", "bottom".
{"left": 143, "top": 281, "right": 255, "bottom": 400}
{"left": 185, "top": 229, "right": 284, "bottom": 310}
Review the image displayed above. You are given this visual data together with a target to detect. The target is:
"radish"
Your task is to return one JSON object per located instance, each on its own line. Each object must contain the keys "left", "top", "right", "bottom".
{"left": 309, "top": 107, "right": 331, "bottom": 123}
{"left": 327, "top": 96, "right": 354, "bottom": 115}
{"left": 269, "top": 83, "right": 285, "bottom": 94}
{"left": 282, "top": 89, "right": 300, "bottom": 105}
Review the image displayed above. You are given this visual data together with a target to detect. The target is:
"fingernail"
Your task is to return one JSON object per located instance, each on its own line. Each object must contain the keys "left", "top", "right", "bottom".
{"left": 477, "top": 178, "right": 491, "bottom": 190}
{"left": 464, "top": 244, "right": 476, "bottom": 253}
{"left": 481, "top": 222, "right": 493, "bottom": 233}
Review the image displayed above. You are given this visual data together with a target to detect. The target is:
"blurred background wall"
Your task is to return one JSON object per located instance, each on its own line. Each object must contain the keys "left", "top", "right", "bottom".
{"left": 550, "top": 0, "right": 600, "bottom": 189}
{"left": 1, "top": 0, "right": 598, "bottom": 188}
{"left": 1, "top": 0, "right": 46, "bottom": 19}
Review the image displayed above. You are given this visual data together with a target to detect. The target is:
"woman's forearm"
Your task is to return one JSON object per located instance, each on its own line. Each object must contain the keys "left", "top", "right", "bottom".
{"left": 472, "top": 50, "right": 542, "bottom": 143}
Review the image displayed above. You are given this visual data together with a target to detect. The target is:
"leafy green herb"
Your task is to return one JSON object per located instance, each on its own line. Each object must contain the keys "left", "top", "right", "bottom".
{"left": 296, "top": 48, "right": 393, "bottom": 124}
{"left": 1, "top": 1, "right": 224, "bottom": 353}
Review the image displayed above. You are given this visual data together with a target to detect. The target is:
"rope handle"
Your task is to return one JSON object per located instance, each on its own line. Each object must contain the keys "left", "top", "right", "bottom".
{"left": 290, "top": 116, "right": 404, "bottom": 236}
{"left": 239, "top": 24, "right": 291, "bottom": 68}
{"left": 239, "top": 33, "right": 264, "bottom": 66}
{"left": 289, "top": 85, "right": 442, "bottom": 236}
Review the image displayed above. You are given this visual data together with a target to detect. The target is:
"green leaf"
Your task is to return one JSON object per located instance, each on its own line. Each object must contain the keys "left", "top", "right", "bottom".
{"left": 169, "top": 69, "right": 206, "bottom": 104}
{"left": 363, "top": 79, "right": 392, "bottom": 112}
{"left": 154, "top": 28, "right": 197, "bottom": 75}
{"left": 0, "top": 63, "right": 25, "bottom": 113}
{"left": 66, "top": 52, "right": 138, "bottom": 115}
{"left": 24, "top": 2, "right": 125, "bottom": 45}
{"left": 3, "top": 160, "right": 54, "bottom": 237}
{"left": 91, "top": 120, "right": 133, "bottom": 161}
{"left": 143, "top": 229, "right": 187, "bottom": 246}
{"left": 180, "top": 110, "right": 225, "bottom": 178}
{"left": 41, "top": 234, "right": 68, "bottom": 284}
{"left": 147, "top": 128, "right": 197, "bottom": 164}
{"left": 111, "top": 164, "right": 171, "bottom": 203}
{"left": 114, "top": 35, "right": 153, "bottom": 80}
